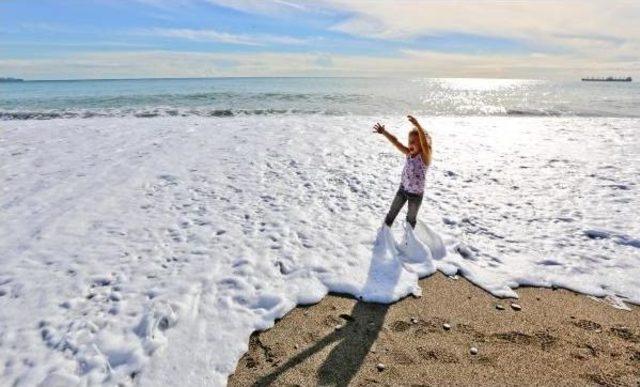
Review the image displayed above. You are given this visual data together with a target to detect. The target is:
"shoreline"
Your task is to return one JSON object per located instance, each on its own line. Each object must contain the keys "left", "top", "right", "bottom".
{"left": 229, "top": 273, "right": 640, "bottom": 386}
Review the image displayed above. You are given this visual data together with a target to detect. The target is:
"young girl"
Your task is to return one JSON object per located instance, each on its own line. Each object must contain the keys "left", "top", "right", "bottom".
{"left": 373, "top": 115, "right": 432, "bottom": 229}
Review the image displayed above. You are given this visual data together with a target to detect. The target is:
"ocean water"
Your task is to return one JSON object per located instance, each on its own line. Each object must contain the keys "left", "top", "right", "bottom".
{"left": 1, "top": 77, "right": 640, "bottom": 119}
{"left": 1, "top": 78, "right": 639, "bottom": 386}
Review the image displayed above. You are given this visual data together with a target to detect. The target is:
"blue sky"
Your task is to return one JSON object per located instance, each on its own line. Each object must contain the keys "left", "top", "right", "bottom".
{"left": 1, "top": 0, "right": 638, "bottom": 79}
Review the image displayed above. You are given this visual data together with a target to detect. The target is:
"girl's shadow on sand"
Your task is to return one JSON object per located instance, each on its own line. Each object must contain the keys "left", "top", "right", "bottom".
{"left": 252, "top": 299, "right": 389, "bottom": 387}
{"left": 253, "top": 227, "right": 408, "bottom": 387}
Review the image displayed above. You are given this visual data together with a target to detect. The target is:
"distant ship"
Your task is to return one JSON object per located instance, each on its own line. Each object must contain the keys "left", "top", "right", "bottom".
{"left": 581, "top": 76, "right": 632, "bottom": 82}
{"left": 0, "top": 77, "right": 24, "bottom": 82}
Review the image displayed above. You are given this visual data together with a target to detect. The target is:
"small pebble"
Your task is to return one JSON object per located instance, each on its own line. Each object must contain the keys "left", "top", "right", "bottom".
{"left": 335, "top": 324, "right": 342, "bottom": 331}
{"left": 410, "top": 317, "right": 418, "bottom": 324}
{"left": 294, "top": 344, "right": 299, "bottom": 349}
{"left": 510, "top": 303, "right": 522, "bottom": 311}
{"left": 495, "top": 304, "right": 505, "bottom": 310}
{"left": 376, "top": 363, "right": 385, "bottom": 372}
{"left": 443, "top": 323, "right": 451, "bottom": 330}
{"left": 470, "top": 347, "right": 478, "bottom": 355}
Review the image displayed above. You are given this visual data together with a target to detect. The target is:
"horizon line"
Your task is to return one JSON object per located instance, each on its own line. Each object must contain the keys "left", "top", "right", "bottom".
{"left": 3, "top": 75, "right": 558, "bottom": 82}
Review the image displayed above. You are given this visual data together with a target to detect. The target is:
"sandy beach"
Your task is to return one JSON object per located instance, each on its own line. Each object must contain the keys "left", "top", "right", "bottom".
{"left": 229, "top": 273, "right": 640, "bottom": 386}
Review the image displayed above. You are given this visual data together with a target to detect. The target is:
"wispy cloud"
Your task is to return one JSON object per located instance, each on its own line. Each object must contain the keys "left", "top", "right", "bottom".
{"left": 2, "top": 48, "right": 638, "bottom": 80}
{"left": 204, "top": 0, "right": 321, "bottom": 16}
{"left": 16, "top": 22, "right": 72, "bottom": 33}
{"left": 140, "top": 27, "right": 310, "bottom": 46}
{"left": 325, "top": 0, "right": 640, "bottom": 57}
{"left": 133, "top": 0, "right": 324, "bottom": 16}
{"left": 204, "top": 0, "right": 640, "bottom": 67}
{"left": 0, "top": 41, "right": 157, "bottom": 48}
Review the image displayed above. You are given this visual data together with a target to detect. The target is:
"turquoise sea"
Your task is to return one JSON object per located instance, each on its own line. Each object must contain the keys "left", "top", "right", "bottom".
{"left": 1, "top": 77, "right": 639, "bottom": 119}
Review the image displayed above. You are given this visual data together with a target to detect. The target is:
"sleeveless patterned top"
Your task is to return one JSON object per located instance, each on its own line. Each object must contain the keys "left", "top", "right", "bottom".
{"left": 400, "top": 153, "right": 426, "bottom": 194}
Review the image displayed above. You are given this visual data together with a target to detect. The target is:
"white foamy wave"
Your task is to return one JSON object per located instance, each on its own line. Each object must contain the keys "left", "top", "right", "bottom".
{"left": 1, "top": 106, "right": 635, "bottom": 120}
{"left": 0, "top": 108, "right": 338, "bottom": 120}
{"left": 1, "top": 115, "right": 638, "bottom": 386}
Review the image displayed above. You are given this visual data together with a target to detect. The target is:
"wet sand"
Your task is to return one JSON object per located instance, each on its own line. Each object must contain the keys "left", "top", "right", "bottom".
{"left": 229, "top": 273, "right": 640, "bottom": 386}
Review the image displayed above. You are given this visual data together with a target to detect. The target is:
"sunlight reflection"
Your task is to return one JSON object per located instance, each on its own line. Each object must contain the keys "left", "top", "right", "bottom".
{"left": 411, "top": 78, "right": 546, "bottom": 116}
{"left": 426, "top": 78, "right": 543, "bottom": 91}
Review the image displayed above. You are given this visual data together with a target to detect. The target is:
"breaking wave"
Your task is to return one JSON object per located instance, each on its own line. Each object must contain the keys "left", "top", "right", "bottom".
{"left": 2, "top": 107, "right": 634, "bottom": 120}
{"left": 0, "top": 108, "right": 341, "bottom": 120}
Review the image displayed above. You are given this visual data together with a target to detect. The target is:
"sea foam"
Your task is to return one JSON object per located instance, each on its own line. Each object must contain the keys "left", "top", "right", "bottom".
{"left": 1, "top": 115, "right": 638, "bottom": 386}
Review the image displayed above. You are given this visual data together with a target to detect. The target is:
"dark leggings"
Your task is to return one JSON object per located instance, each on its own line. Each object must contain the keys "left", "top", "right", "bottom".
{"left": 384, "top": 187, "right": 423, "bottom": 228}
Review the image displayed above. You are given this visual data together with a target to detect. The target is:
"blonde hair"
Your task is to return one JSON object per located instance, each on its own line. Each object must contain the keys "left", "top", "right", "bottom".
{"left": 409, "top": 129, "right": 432, "bottom": 166}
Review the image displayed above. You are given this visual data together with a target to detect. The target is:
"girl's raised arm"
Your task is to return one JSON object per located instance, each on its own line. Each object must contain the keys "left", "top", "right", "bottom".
{"left": 373, "top": 123, "right": 409, "bottom": 155}
{"left": 407, "top": 115, "right": 432, "bottom": 166}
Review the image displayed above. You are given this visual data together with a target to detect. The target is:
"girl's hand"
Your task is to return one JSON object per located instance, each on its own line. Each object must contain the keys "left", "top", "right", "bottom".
{"left": 407, "top": 115, "right": 420, "bottom": 127}
{"left": 373, "top": 123, "right": 386, "bottom": 134}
